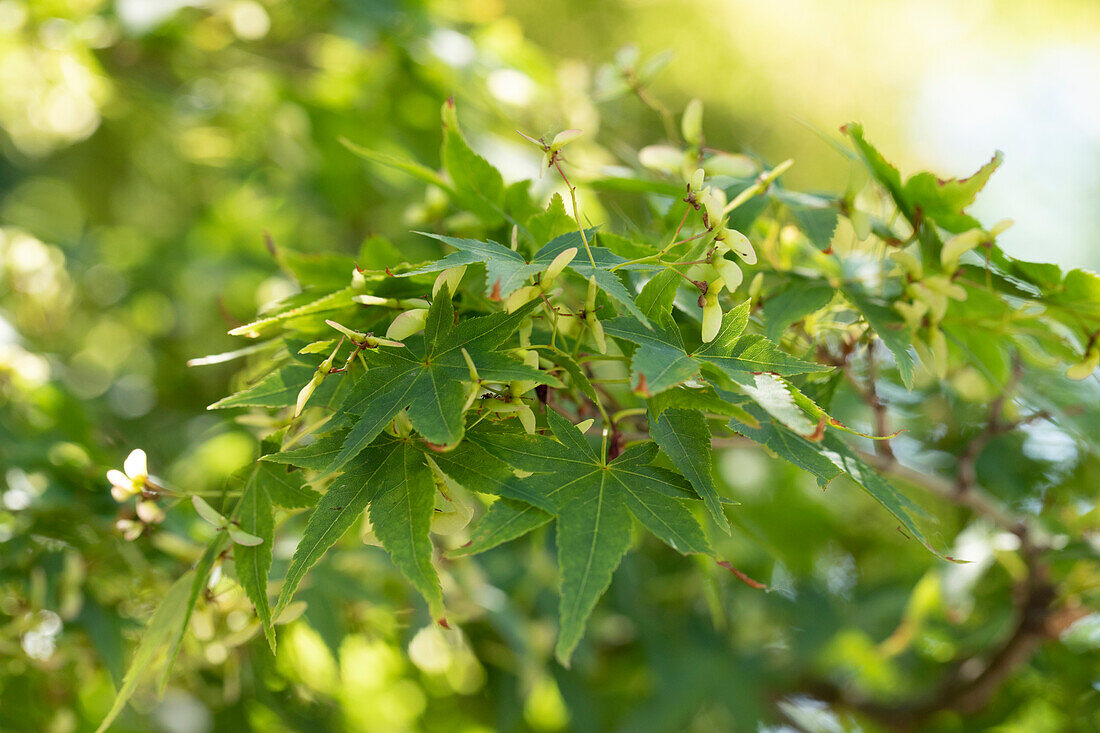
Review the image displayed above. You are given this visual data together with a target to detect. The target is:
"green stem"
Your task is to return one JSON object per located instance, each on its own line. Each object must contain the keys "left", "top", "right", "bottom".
{"left": 722, "top": 159, "right": 794, "bottom": 217}
{"left": 612, "top": 407, "right": 648, "bottom": 423}
{"left": 554, "top": 158, "right": 597, "bottom": 269}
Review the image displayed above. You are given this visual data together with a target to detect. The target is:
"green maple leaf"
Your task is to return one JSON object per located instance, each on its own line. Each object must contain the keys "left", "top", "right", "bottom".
{"left": 274, "top": 436, "right": 445, "bottom": 624}
{"left": 453, "top": 410, "right": 713, "bottom": 666}
{"left": 330, "top": 288, "right": 560, "bottom": 470}
{"left": 648, "top": 407, "right": 730, "bottom": 534}
{"left": 254, "top": 461, "right": 319, "bottom": 509}
{"left": 95, "top": 571, "right": 197, "bottom": 733}
{"left": 225, "top": 285, "right": 370, "bottom": 339}
{"left": 441, "top": 98, "right": 506, "bottom": 225}
{"left": 262, "top": 430, "right": 349, "bottom": 471}
{"left": 845, "top": 123, "right": 1002, "bottom": 234}
{"left": 234, "top": 467, "right": 276, "bottom": 650}
{"left": 842, "top": 282, "right": 916, "bottom": 389}
{"left": 603, "top": 300, "right": 823, "bottom": 396}
{"left": 526, "top": 193, "right": 575, "bottom": 245}
{"left": 760, "top": 279, "right": 835, "bottom": 341}
{"left": 728, "top": 404, "right": 949, "bottom": 559}
{"left": 901, "top": 156, "right": 1002, "bottom": 234}
{"left": 404, "top": 229, "right": 657, "bottom": 323}
{"left": 208, "top": 362, "right": 341, "bottom": 411}
{"left": 269, "top": 422, "right": 570, "bottom": 629}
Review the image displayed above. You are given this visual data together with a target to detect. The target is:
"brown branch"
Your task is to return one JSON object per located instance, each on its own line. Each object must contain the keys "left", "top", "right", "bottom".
{"left": 780, "top": 525, "right": 1083, "bottom": 730}
{"left": 619, "top": 364, "right": 1071, "bottom": 725}
{"left": 857, "top": 449, "right": 1023, "bottom": 534}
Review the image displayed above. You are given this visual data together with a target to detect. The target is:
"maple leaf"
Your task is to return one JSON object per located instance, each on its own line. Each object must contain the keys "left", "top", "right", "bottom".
{"left": 728, "top": 403, "right": 950, "bottom": 559}
{"left": 452, "top": 410, "right": 713, "bottom": 666}
{"left": 330, "top": 289, "right": 560, "bottom": 470}
{"left": 274, "top": 436, "right": 444, "bottom": 624}
{"left": 602, "top": 300, "right": 823, "bottom": 396}
{"left": 405, "top": 229, "right": 657, "bottom": 323}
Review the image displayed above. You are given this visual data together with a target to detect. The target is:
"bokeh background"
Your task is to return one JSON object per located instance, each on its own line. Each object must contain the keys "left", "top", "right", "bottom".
{"left": 1, "top": 1, "right": 1098, "bottom": 732}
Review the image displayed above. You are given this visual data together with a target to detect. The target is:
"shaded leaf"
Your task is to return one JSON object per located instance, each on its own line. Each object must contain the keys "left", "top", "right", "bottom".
{"left": 649, "top": 408, "right": 731, "bottom": 534}
{"left": 95, "top": 571, "right": 197, "bottom": 733}
{"left": 729, "top": 405, "right": 943, "bottom": 557}
{"left": 234, "top": 469, "right": 275, "bottom": 650}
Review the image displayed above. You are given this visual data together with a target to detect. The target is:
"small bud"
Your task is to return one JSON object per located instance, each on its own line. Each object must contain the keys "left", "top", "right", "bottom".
{"left": 587, "top": 312, "right": 607, "bottom": 354}
{"left": 387, "top": 309, "right": 429, "bottom": 340}
{"left": 136, "top": 500, "right": 164, "bottom": 524}
{"left": 723, "top": 229, "right": 756, "bottom": 265}
{"left": 748, "top": 272, "right": 764, "bottom": 300}
{"left": 326, "top": 320, "right": 366, "bottom": 342}
{"left": 988, "top": 219, "right": 1014, "bottom": 237}
{"left": 702, "top": 188, "right": 727, "bottom": 228}
{"left": 550, "top": 128, "right": 583, "bottom": 151}
{"left": 682, "top": 98, "right": 704, "bottom": 146}
{"left": 543, "top": 247, "right": 577, "bottom": 287}
{"left": 1066, "top": 345, "right": 1099, "bottom": 381}
{"left": 517, "top": 405, "right": 537, "bottom": 434}
{"left": 941, "top": 228, "right": 985, "bottom": 270}
{"left": 890, "top": 250, "right": 923, "bottom": 280}
{"left": 701, "top": 293, "right": 722, "bottom": 343}
{"left": 690, "top": 167, "right": 706, "bottom": 193}
{"left": 505, "top": 285, "right": 541, "bottom": 313}
{"left": 116, "top": 519, "right": 144, "bottom": 541}
{"left": 432, "top": 265, "right": 467, "bottom": 299}
{"left": 638, "top": 144, "right": 684, "bottom": 174}
{"left": 712, "top": 257, "right": 744, "bottom": 292}
{"left": 192, "top": 496, "right": 226, "bottom": 528}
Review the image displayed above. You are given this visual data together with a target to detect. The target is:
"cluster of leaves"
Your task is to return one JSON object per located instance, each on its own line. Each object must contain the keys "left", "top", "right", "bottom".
{"left": 4, "top": 2, "right": 1097, "bottom": 725}
{"left": 90, "top": 82, "right": 1100, "bottom": 730}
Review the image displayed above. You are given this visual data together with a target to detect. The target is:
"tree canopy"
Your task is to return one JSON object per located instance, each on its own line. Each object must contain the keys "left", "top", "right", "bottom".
{"left": 1, "top": 3, "right": 1098, "bottom": 732}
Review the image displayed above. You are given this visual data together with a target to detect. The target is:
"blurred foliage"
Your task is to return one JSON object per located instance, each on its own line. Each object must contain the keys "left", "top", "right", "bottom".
{"left": 1, "top": 1, "right": 1098, "bottom": 733}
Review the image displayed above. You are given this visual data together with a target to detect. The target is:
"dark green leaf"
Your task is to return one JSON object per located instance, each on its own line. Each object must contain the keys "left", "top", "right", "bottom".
{"left": 649, "top": 408, "right": 731, "bottom": 534}
{"left": 234, "top": 469, "right": 275, "bottom": 650}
